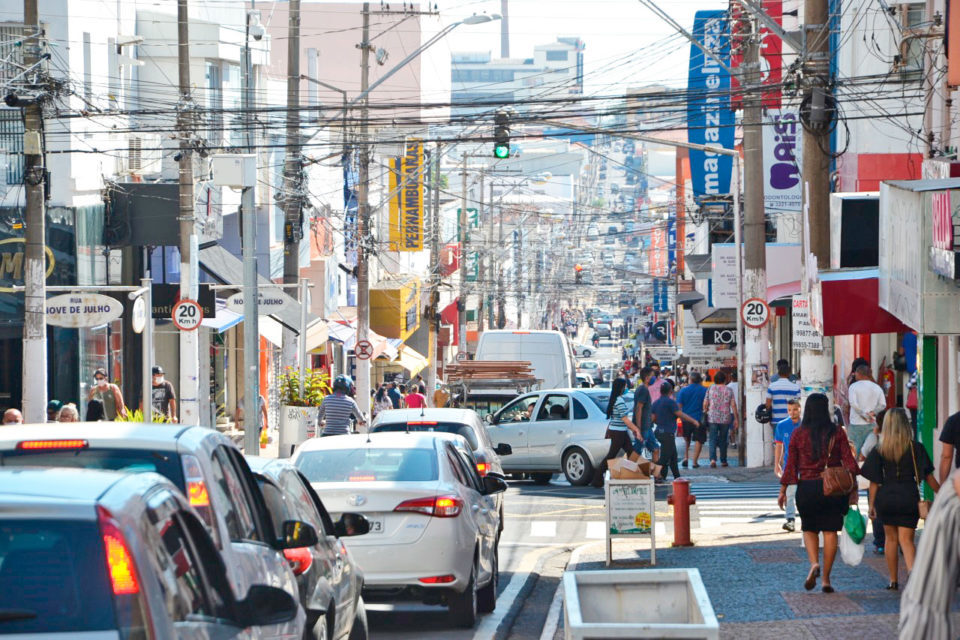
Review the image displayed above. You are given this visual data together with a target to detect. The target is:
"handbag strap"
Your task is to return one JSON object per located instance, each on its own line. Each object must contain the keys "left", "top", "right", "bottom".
{"left": 910, "top": 441, "right": 922, "bottom": 491}
{"left": 823, "top": 434, "right": 835, "bottom": 471}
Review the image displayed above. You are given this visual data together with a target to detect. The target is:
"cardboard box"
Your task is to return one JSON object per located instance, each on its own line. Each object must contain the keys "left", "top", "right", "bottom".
{"left": 627, "top": 453, "right": 662, "bottom": 477}
{"left": 609, "top": 456, "right": 650, "bottom": 480}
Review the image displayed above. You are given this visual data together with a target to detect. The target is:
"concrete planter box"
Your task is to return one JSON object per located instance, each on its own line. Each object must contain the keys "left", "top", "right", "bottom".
{"left": 563, "top": 569, "right": 719, "bottom": 640}
{"left": 278, "top": 405, "right": 318, "bottom": 458}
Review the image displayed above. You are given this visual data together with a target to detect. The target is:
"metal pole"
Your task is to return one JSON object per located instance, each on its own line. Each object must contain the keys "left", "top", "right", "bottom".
{"left": 425, "top": 143, "right": 440, "bottom": 403}
{"left": 242, "top": 5, "right": 260, "bottom": 455}
{"left": 487, "top": 180, "right": 495, "bottom": 331}
{"left": 141, "top": 277, "right": 153, "bottom": 425}
{"left": 458, "top": 156, "right": 468, "bottom": 356}
{"left": 177, "top": 0, "right": 200, "bottom": 425}
{"left": 298, "top": 278, "right": 308, "bottom": 398}
{"left": 733, "top": 156, "right": 746, "bottom": 465}
{"left": 355, "top": 2, "right": 372, "bottom": 417}
{"left": 21, "top": 0, "right": 46, "bottom": 423}
{"left": 478, "top": 171, "right": 485, "bottom": 332}
{"left": 281, "top": 0, "right": 301, "bottom": 371}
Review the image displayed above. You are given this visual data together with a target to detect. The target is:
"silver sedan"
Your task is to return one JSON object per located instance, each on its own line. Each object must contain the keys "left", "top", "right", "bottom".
{"left": 484, "top": 388, "right": 627, "bottom": 486}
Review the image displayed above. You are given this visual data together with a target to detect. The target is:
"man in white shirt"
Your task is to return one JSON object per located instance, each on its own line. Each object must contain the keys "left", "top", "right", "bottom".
{"left": 847, "top": 364, "right": 887, "bottom": 452}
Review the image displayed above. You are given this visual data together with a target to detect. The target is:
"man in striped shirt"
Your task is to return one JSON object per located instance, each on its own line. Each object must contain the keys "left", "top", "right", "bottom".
{"left": 765, "top": 361, "right": 801, "bottom": 424}
{"left": 319, "top": 376, "right": 366, "bottom": 436}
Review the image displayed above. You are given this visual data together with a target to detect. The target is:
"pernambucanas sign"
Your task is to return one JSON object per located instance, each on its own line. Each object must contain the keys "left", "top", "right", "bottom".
{"left": 45, "top": 293, "right": 124, "bottom": 328}
{"left": 388, "top": 140, "right": 424, "bottom": 252}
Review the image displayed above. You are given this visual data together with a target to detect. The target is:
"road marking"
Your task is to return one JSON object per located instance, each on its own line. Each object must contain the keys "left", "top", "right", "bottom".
{"left": 473, "top": 545, "right": 560, "bottom": 640}
{"left": 585, "top": 521, "right": 606, "bottom": 539}
{"left": 505, "top": 505, "right": 606, "bottom": 519}
{"left": 530, "top": 521, "right": 557, "bottom": 537}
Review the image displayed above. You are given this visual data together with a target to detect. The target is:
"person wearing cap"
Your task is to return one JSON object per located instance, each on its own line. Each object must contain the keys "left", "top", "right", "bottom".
{"left": 150, "top": 366, "right": 177, "bottom": 423}
{"left": 86, "top": 368, "right": 127, "bottom": 420}
{"left": 46, "top": 400, "right": 62, "bottom": 422}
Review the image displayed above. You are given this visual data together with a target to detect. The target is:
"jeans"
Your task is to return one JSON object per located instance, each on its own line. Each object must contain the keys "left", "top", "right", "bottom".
{"left": 656, "top": 431, "right": 680, "bottom": 479}
{"left": 708, "top": 421, "right": 731, "bottom": 463}
{"left": 848, "top": 424, "right": 874, "bottom": 452}
{"left": 632, "top": 428, "right": 661, "bottom": 457}
{"left": 784, "top": 483, "right": 797, "bottom": 520}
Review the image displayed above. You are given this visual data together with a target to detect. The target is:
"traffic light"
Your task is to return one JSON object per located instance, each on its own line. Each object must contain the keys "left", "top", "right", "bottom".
{"left": 574, "top": 263, "right": 583, "bottom": 284}
{"left": 493, "top": 111, "right": 510, "bottom": 159}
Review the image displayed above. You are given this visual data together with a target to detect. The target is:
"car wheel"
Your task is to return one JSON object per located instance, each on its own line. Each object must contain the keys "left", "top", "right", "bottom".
{"left": 531, "top": 472, "right": 553, "bottom": 485}
{"left": 583, "top": 349, "right": 592, "bottom": 357}
{"left": 448, "top": 559, "right": 478, "bottom": 628}
{"left": 348, "top": 597, "right": 368, "bottom": 640}
{"left": 309, "top": 613, "right": 329, "bottom": 640}
{"left": 477, "top": 545, "right": 498, "bottom": 613}
{"left": 563, "top": 448, "right": 594, "bottom": 486}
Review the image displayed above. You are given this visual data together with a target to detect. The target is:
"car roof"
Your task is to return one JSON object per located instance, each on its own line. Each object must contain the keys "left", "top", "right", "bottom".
{"left": 373, "top": 408, "right": 479, "bottom": 425}
{"left": 295, "top": 431, "right": 463, "bottom": 453}
{"left": 0, "top": 467, "right": 132, "bottom": 502}
{"left": 245, "top": 455, "right": 295, "bottom": 475}
{"left": 0, "top": 422, "right": 199, "bottom": 451}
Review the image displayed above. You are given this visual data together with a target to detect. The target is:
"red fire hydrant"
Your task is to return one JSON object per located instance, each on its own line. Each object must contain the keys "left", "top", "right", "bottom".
{"left": 666, "top": 477, "right": 696, "bottom": 547}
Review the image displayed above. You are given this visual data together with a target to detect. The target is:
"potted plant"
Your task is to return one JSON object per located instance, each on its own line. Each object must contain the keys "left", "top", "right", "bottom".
{"left": 278, "top": 368, "right": 331, "bottom": 457}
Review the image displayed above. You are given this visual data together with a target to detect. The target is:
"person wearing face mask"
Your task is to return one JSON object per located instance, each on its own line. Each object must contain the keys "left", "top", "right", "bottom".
{"left": 150, "top": 366, "right": 178, "bottom": 423}
{"left": 86, "top": 368, "right": 127, "bottom": 420}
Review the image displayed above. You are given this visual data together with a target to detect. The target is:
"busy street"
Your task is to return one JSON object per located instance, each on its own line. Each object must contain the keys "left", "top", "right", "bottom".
{"left": 5, "top": 0, "right": 960, "bottom": 638}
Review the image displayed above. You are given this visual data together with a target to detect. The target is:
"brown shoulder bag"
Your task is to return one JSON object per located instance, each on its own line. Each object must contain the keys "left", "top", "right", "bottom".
{"left": 821, "top": 434, "right": 856, "bottom": 497}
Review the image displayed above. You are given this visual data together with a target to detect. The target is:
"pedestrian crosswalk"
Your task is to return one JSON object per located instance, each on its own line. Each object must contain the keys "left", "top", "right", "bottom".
{"left": 505, "top": 519, "right": 667, "bottom": 543}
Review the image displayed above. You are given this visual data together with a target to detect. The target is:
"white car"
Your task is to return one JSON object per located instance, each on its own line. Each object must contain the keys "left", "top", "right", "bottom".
{"left": 292, "top": 432, "right": 508, "bottom": 628}
{"left": 571, "top": 342, "right": 595, "bottom": 358}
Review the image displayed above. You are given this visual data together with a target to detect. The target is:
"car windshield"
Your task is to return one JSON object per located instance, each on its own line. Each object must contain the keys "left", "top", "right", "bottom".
{"left": 371, "top": 422, "right": 480, "bottom": 450}
{"left": 0, "top": 448, "right": 185, "bottom": 489}
{"left": 0, "top": 519, "right": 115, "bottom": 634}
{"left": 584, "top": 390, "right": 633, "bottom": 410}
{"left": 296, "top": 448, "right": 438, "bottom": 483}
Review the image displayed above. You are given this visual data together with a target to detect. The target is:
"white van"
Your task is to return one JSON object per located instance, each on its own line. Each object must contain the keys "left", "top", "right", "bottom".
{"left": 474, "top": 330, "right": 577, "bottom": 390}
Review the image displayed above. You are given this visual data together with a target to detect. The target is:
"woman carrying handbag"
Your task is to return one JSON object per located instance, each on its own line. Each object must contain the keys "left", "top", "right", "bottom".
{"left": 778, "top": 393, "right": 860, "bottom": 593}
{"left": 861, "top": 408, "right": 939, "bottom": 590}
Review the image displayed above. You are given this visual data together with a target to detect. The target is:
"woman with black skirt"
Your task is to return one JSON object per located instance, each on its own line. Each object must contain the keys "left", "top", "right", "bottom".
{"left": 861, "top": 408, "right": 939, "bottom": 590}
{"left": 778, "top": 393, "right": 860, "bottom": 593}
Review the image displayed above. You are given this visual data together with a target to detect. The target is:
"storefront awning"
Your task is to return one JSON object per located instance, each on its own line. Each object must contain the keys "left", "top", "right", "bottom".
{"left": 201, "top": 299, "right": 242, "bottom": 333}
{"left": 394, "top": 344, "right": 428, "bottom": 376}
{"left": 257, "top": 316, "right": 329, "bottom": 351}
{"left": 677, "top": 291, "right": 705, "bottom": 309}
{"left": 767, "top": 280, "right": 801, "bottom": 305}
{"left": 326, "top": 321, "right": 390, "bottom": 359}
{"left": 821, "top": 269, "right": 913, "bottom": 336}
{"left": 691, "top": 300, "right": 737, "bottom": 324}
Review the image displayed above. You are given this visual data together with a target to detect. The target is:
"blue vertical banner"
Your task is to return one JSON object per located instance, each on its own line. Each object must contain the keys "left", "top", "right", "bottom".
{"left": 667, "top": 218, "right": 677, "bottom": 275}
{"left": 687, "top": 10, "right": 734, "bottom": 198}
{"left": 653, "top": 278, "right": 669, "bottom": 313}
{"left": 342, "top": 152, "right": 359, "bottom": 306}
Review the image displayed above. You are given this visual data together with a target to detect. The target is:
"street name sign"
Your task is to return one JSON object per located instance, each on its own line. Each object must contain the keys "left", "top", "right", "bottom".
{"left": 225, "top": 291, "right": 291, "bottom": 315}
{"left": 46, "top": 293, "right": 124, "bottom": 328}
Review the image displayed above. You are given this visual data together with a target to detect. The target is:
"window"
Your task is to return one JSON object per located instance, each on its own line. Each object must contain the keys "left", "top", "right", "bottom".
{"left": 445, "top": 448, "right": 468, "bottom": 485}
{"left": 497, "top": 395, "right": 539, "bottom": 423}
{"left": 0, "top": 109, "right": 24, "bottom": 186}
{"left": 257, "top": 478, "right": 291, "bottom": 538}
{"left": 296, "top": 448, "right": 439, "bottom": 483}
{"left": 372, "top": 420, "right": 480, "bottom": 450}
{"left": 282, "top": 470, "right": 330, "bottom": 536}
{"left": 898, "top": 3, "right": 926, "bottom": 75}
{"left": 546, "top": 50, "right": 568, "bottom": 61}
{"left": 455, "top": 448, "right": 484, "bottom": 493}
{"left": 573, "top": 399, "right": 589, "bottom": 420}
{"left": 537, "top": 394, "right": 570, "bottom": 421}
{"left": 208, "top": 448, "right": 258, "bottom": 541}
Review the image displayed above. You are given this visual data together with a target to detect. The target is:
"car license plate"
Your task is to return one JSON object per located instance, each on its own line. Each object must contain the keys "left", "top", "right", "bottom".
{"left": 367, "top": 518, "right": 385, "bottom": 534}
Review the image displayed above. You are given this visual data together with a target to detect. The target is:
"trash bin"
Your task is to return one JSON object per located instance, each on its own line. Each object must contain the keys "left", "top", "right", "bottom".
{"left": 278, "top": 405, "right": 316, "bottom": 458}
{"left": 563, "top": 568, "right": 719, "bottom": 640}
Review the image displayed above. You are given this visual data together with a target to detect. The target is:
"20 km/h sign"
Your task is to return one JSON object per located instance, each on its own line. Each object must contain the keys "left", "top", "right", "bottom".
{"left": 172, "top": 299, "right": 204, "bottom": 331}
{"left": 740, "top": 297, "right": 771, "bottom": 329}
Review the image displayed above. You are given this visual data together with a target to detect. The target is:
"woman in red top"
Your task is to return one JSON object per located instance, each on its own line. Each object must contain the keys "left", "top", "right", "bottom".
{"left": 778, "top": 393, "right": 860, "bottom": 593}
{"left": 404, "top": 384, "right": 427, "bottom": 409}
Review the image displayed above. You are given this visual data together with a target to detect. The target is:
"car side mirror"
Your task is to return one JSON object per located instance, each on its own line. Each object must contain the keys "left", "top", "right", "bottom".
{"left": 236, "top": 585, "right": 299, "bottom": 627}
{"left": 275, "top": 520, "right": 319, "bottom": 550}
{"left": 335, "top": 512, "right": 370, "bottom": 537}
{"left": 482, "top": 472, "right": 508, "bottom": 495}
{"left": 494, "top": 443, "right": 512, "bottom": 456}
{"left": 484, "top": 413, "right": 496, "bottom": 425}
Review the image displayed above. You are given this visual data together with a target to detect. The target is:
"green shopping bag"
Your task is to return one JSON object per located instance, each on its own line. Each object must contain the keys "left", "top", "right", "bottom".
{"left": 844, "top": 506, "right": 866, "bottom": 544}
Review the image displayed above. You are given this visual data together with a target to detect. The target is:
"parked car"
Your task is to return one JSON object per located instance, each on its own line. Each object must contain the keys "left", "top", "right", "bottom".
{"left": 369, "top": 407, "right": 511, "bottom": 528}
{"left": 248, "top": 456, "right": 370, "bottom": 640}
{"left": 595, "top": 322, "right": 612, "bottom": 338}
{"left": 292, "top": 432, "right": 508, "bottom": 628}
{"left": 0, "top": 423, "right": 310, "bottom": 640}
{"left": 0, "top": 467, "right": 301, "bottom": 638}
{"left": 483, "top": 389, "right": 612, "bottom": 486}
{"left": 571, "top": 342, "right": 594, "bottom": 358}
{"left": 576, "top": 359, "right": 604, "bottom": 384}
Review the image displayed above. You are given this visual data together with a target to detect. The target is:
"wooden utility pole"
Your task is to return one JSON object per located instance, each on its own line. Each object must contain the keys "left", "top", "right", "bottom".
{"left": 741, "top": 16, "right": 770, "bottom": 466}
{"left": 21, "top": 0, "right": 46, "bottom": 423}
{"left": 281, "top": 0, "right": 302, "bottom": 370}
{"left": 355, "top": 2, "right": 372, "bottom": 414}
{"left": 177, "top": 0, "right": 200, "bottom": 424}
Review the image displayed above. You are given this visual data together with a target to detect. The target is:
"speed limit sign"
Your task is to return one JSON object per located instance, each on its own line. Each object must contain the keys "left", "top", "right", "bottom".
{"left": 741, "top": 297, "right": 770, "bottom": 329}
{"left": 172, "top": 299, "right": 204, "bottom": 331}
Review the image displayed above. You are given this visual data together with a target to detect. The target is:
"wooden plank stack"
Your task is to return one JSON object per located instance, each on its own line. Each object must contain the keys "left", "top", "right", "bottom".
{"left": 445, "top": 360, "right": 537, "bottom": 384}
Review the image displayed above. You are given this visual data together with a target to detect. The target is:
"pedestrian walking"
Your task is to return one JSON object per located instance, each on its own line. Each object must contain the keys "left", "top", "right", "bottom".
{"left": 937, "top": 406, "right": 960, "bottom": 485}
{"left": 86, "top": 368, "right": 128, "bottom": 420}
{"left": 2, "top": 408, "right": 22, "bottom": 424}
{"left": 774, "top": 398, "right": 802, "bottom": 531}
{"left": 46, "top": 400, "right": 62, "bottom": 422}
{"left": 862, "top": 409, "right": 886, "bottom": 555}
{"left": 778, "top": 393, "right": 860, "bottom": 593}
{"left": 765, "top": 360, "right": 801, "bottom": 424}
{"left": 591, "top": 377, "right": 642, "bottom": 487}
{"left": 372, "top": 385, "right": 393, "bottom": 417}
{"left": 150, "top": 366, "right": 178, "bottom": 423}
{"left": 847, "top": 364, "right": 887, "bottom": 453}
{"left": 404, "top": 384, "right": 427, "bottom": 409}
{"left": 57, "top": 404, "right": 80, "bottom": 422}
{"left": 318, "top": 375, "right": 365, "bottom": 436}
{"left": 702, "top": 371, "right": 738, "bottom": 468}
{"left": 676, "top": 372, "right": 707, "bottom": 468}
{"left": 387, "top": 381, "right": 402, "bottom": 409}
{"left": 653, "top": 381, "right": 699, "bottom": 482}
{"left": 631, "top": 366, "right": 661, "bottom": 464}
{"left": 86, "top": 398, "right": 105, "bottom": 421}
{"left": 648, "top": 362, "right": 663, "bottom": 404}
{"left": 862, "top": 408, "right": 940, "bottom": 591}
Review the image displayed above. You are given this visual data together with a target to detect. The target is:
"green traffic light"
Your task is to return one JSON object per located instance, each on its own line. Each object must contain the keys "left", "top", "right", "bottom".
{"left": 493, "top": 143, "right": 510, "bottom": 159}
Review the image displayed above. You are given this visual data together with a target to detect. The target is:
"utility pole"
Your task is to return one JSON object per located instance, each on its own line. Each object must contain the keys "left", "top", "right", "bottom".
{"left": 281, "top": 0, "right": 301, "bottom": 371}
{"left": 486, "top": 181, "right": 495, "bottom": 331}
{"left": 458, "top": 157, "right": 469, "bottom": 356}
{"left": 21, "top": 0, "right": 46, "bottom": 424}
{"left": 241, "top": 4, "right": 260, "bottom": 455}
{"left": 177, "top": 0, "right": 200, "bottom": 425}
{"left": 741, "top": 16, "right": 770, "bottom": 467}
{"left": 799, "top": 0, "right": 834, "bottom": 403}
{"left": 425, "top": 143, "right": 441, "bottom": 403}
{"left": 355, "top": 2, "right": 372, "bottom": 415}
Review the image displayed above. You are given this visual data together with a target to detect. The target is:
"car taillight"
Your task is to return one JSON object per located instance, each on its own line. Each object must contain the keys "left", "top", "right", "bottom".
{"left": 180, "top": 454, "right": 216, "bottom": 535}
{"left": 98, "top": 506, "right": 154, "bottom": 640}
{"left": 476, "top": 462, "right": 491, "bottom": 476}
{"left": 16, "top": 439, "right": 88, "bottom": 450}
{"left": 407, "top": 421, "right": 438, "bottom": 426}
{"left": 395, "top": 495, "right": 463, "bottom": 518}
{"left": 419, "top": 574, "right": 456, "bottom": 584}
{"left": 283, "top": 547, "right": 313, "bottom": 575}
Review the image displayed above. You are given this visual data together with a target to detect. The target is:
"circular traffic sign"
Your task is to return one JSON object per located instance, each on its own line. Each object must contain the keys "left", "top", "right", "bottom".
{"left": 172, "top": 299, "right": 204, "bottom": 331}
{"left": 131, "top": 296, "right": 146, "bottom": 334}
{"left": 456, "top": 352, "right": 468, "bottom": 361}
{"left": 741, "top": 297, "right": 770, "bottom": 329}
{"left": 355, "top": 340, "right": 374, "bottom": 360}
